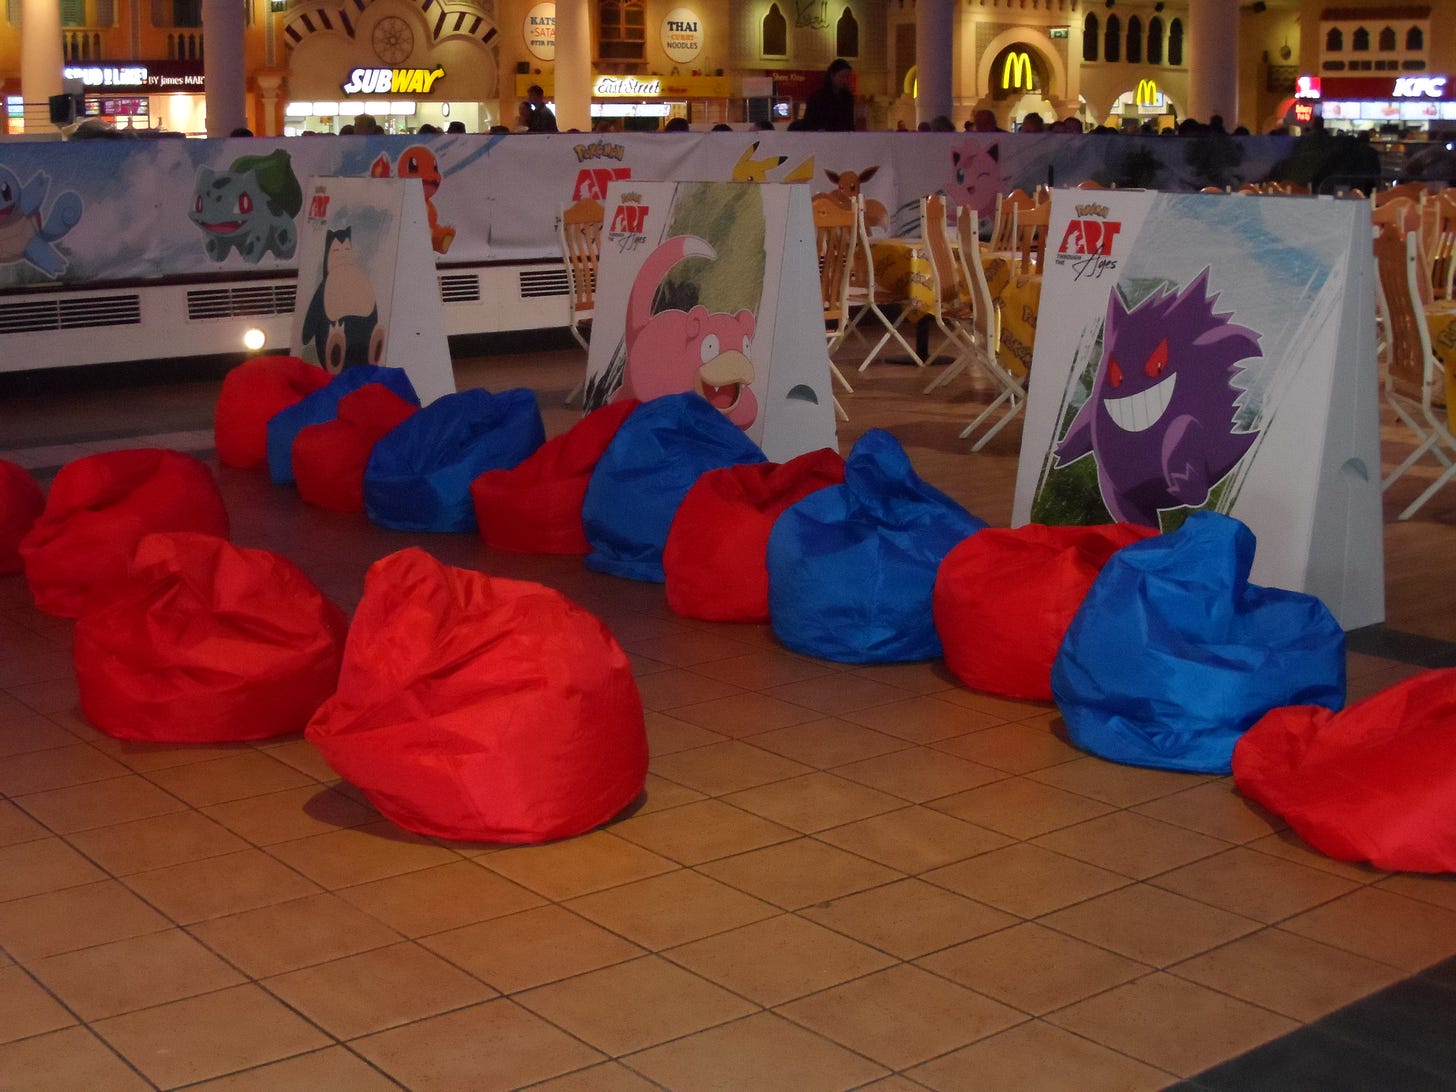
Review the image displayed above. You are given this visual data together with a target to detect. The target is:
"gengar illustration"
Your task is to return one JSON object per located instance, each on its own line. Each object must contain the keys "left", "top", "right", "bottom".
{"left": 0, "top": 166, "right": 82, "bottom": 278}
{"left": 1053, "top": 268, "right": 1262, "bottom": 526}
{"left": 190, "top": 148, "right": 303, "bottom": 262}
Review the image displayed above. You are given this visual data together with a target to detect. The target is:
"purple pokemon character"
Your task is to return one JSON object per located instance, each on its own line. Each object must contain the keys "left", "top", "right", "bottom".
{"left": 1054, "top": 268, "right": 1262, "bottom": 527}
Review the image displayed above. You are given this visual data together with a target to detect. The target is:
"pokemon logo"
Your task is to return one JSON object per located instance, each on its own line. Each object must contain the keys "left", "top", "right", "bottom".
{"left": 573, "top": 141, "right": 626, "bottom": 163}
{"left": 610, "top": 203, "right": 649, "bottom": 233}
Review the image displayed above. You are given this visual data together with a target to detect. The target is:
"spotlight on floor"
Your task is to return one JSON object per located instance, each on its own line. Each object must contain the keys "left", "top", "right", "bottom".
{"left": 243, "top": 328, "right": 267, "bottom": 352}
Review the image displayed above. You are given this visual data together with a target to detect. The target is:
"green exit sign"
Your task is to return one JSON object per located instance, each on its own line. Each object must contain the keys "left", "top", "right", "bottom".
{"left": 1049, "top": 26, "right": 1069, "bottom": 39}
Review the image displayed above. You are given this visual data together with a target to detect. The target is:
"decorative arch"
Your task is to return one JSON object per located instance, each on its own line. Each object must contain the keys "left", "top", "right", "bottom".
{"left": 1126, "top": 14, "right": 1141, "bottom": 64}
{"left": 1148, "top": 15, "right": 1163, "bottom": 64}
{"left": 1168, "top": 18, "right": 1183, "bottom": 65}
{"left": 1083, "top": 11, "right": 1098, "bottom": 61}
{"left": 1104, "top": 12, "right": 1120, "bottom": 63}
{"left": 835, "top": 6, "right": 858, "bottom": 58}
{"left": 975, "top": 27, "right": 1067, "bottom": 104}
{"left": 762, "top": 2, "right": 786, "bottom": 56}
{"left": 283, "top": 0, "right": 497, "bottom": 53}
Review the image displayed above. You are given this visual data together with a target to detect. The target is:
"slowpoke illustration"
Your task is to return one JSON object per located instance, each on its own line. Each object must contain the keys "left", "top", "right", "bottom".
{"left": 1054, "top": 269, "right": 1262, "bottom": 526}
{"left": 614, "top": 234, "right": 758, "bottom": 429}
{"left": 0, "top": 166, "right": 82, "bottom": 278}
{"left": 370, "top": 145, "right": 455, "bottom": 254}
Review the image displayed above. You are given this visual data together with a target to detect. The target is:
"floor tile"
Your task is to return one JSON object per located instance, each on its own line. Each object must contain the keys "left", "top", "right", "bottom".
{"left": 649, "top": 740, "right": 813, "bottom": 796}
{"left": 144, "top": 750, "right": 318, "bottom": 808}
{"left": 566, "top": 869, "right": 780, "bottom": 950}
{"left": 724, "top": 772, "right": 905, "bottom": 833}
{"left": 0, "top": 964, "right": 76, "bottom": 1043}
{"left": 183, "top": 1046, "right": 405, "bottom": 1091}
{"left": 478, "top": 831, "right": 676, "bottom": 900}
{"left": 1149, "top": 846, "right": 1360, "bottom": 923}
{"left": 0, "top": 837, "right": 106, "bottom": 902}
{"left": 608, "top": 799, "right": 798, "bottom": 865}
{"left": 1031, "top": 810, "right": 1232, "bottom": 880}
{"left": 0, "top": 799, "right": 49, "bottom": 846}
{"left": 0, "top": 743, "right": 129, "bottom": 796}
{"left": 918, "top": 921, "right": 1150, "bottom": 1015}
{"left": 93, "top": 983, "right": 332, "bottom": 1089}
{"left": 839, "top": 695, "right": 1005, "bottom": 744}
{"left": 643, "top": 711, "right": 728, "bottom": 755}
{"left": 256, "top": 738, "right": 340, "bottom": 782}
{"left": 803, "top": 878, "right": 1018, "bottom": 960}
{"left": 747, "top": 717, "right": 910, "bottom": 768}
{"left": 1170, "top": 927, "right": 1408, "bottom": 1021}
{"left": 628, "top": 773, "right": 708, "bottom": 816}
{"left": 625, "top": 1011, "right": 890, "bottom": 1091}
{"left": 761, "top": 673, "right": 912, "bottom": 717}
{"left": 265, "top": 820, "right": 462, "bottom": 889}
{"left": 67, "top": 810, "right": 249, "bottom": 875}
{"left": 421, "top": 904, "right": 645, "bottom": 993}
{"left": 1026, "top": 757, "right": 1207, "bottom": 807}
{"left": 665, "top": 691, "right": 824, "bottom": 737}
{"left": 924, "top": 843, "right": 1130, "bottom": 918}
{"left": 517, "top": 954, "right": 757, "bottom": 1055}
{"left": 777, "top": 963, "right": 1025, "bottom": 1070}
{"left": 928, "top": 776, "right": 1116, "bottom": 840}
{"left": 187, "top": 892, "right": 404, "bottom": 978}
{"left": 0, "top": 713, "right": 84, "bottom": 759}
{"left": 663, "top": 913, "right": 896, "bottom": 1005}
{"left": 351, "top": 1000, "right": 606, "bottom": 1091}
{"left": 633, "top": 668, "right": 747, "bottom": 711}
{"left": 30, "top": 929, "right": 246, "bottom": 1020}
{"left": 0, "top": 879, "right": 170, "bottom": 961}
{"left": 123, "top": 848, "right": 323, "bottom": 923}
{"left": 1132, "top": 781, "right": 1286, "bottom": 843}
{"left": 698, "top": 838, "right": 901, "bottom": 910}
{"left": 335, "top": 860, "right": 546, "bottom": 938}
{"left": 0, "top": 1026, "right": 152, "bottom": 1091}
{"left": 688, "top": 649, "right": 839, "bottom": 690}
{"left": 815, "top": 805, "right": 1013, "bottom": 873}
{"left": 264, "top": 941, "right": 495, "bottom": 1039}
{"left": 1377, "top": 872, "right": 1456, "bottom": 913}
{"left": 931, "top": 719, "right": 1084, "bottom": 774}
{"left": 1279, "top": 887, "right": 1456, "bottom": 971}
{"left": 906, "top": 1018, "right": 1174, "bottom": 1091}
{"left": 527, "top": 1061, "right": 662, "bottom": 1091}
{"left": 831, "top": 747, "right": 1006, "bottom": 803}
{"left": 1244, "top": 829, "right": 1390, "bottom": 885}
{"left": 13, "top": 774, "right": 188, "bottom": 833}
{"left": 1046, "top": 972, "right": 1300, "bottom": 1078}
{"left": 201, "top": 784, "right": 379, "bottom": 845}
{"left": 1041, "top": 884, "right": 1263, "bottom": 968}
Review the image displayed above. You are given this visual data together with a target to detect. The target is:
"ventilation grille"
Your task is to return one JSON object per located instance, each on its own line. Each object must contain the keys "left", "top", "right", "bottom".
{"left": 0, "top": 294, "right": 141, "bottom": 334}
{"left": 439, "top": 273, "right": 481, "bottom": 303}
{"left": 187, "top": 284, "right": 296, "bottom": 321}
{"left": 518, "top": 268, "right": 570, "bottom": 298}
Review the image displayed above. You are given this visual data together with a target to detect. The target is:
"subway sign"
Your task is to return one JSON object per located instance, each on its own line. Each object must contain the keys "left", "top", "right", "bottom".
{"left": 341, "top": 66, "right": 446, "bottom": 95}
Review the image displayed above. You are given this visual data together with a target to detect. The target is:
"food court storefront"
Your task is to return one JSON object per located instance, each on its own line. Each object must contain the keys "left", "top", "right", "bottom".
{"left": 283, "top": 4, "right": 500, "bottom": 134}
{"left": 514, "top": 73, "right": 731, "bottom": 130}
{"left": 1315, "top": 74, "right": 1456, "bottom": 134}
{"left": 59, "top": 61, "right": 207, "bottom": 135}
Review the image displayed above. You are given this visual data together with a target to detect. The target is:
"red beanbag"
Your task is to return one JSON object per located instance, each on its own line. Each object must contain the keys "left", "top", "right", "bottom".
{"left": 293, "top": 384, "right": 419, "bottom": 513}
{"left": 214, "top": 355, "right": 331, "bottom": 470}
{"left": 305, "top": 548, "right": 647, "bottom": 843}
{"left": 0, "top": 460, "right": 45, "bottom": 574}
{"left": 20, "top": 450, "right": 230, "bottom": 618}
{"left": 933, "top": 522, "right": 1157, "bottom": 700}
{"left": 470, "top": 400, "right": 639, "bottom": 555}
{"left": 74, "top": 533, "right": 348, "bottom": 742}
{"left": 664, "top": 450, "right": 846, "bottom": 623}
{"left": 1233, "top": 668, "right": 1456, "bottom": 873}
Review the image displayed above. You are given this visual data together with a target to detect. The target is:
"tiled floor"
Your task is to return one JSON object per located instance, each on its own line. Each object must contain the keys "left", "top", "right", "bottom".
{"left": 1, "top": 342, "right": 1455, "bottom": 1090}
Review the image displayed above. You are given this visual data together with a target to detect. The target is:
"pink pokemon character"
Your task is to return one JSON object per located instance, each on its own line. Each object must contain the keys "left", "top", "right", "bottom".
{"left": 617, "top": 234, "right": 758, "bottom": 429}
{"left": 950, "top": 141, "right": 1002, "bottom": 224}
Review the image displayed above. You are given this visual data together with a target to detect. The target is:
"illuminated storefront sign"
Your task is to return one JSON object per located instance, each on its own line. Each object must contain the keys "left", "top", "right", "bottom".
{"left": 1135, "top": 78, "right": 1160, "bottom": 106}
{"left": 1294, "top": 102, "right": 1315, "bottom": 123}
{"left": 341, "top": 66, "right": 446, "bottom": 95}
{"left": 1393, "top": 76, "right": 1448, "bottom": 98}
{"left": 525, "top": 2, "right": 556, "bottom": 62}
{"left": 1001, "top": 52, "right": 1034, "bottom": 91}
{"left": 1296, "top": 75, "right": 1321, "bottom": 99}
{"left": 661, "top": 7, "right": 702, "bottom": 64}
{"left": 62, "top": 62, "right": 204, "bottom": 91}
{"left": 594, "top": 76, "right": 663, "bottom": 96}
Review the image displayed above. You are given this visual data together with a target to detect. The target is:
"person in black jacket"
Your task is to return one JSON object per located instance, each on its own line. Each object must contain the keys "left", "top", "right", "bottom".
{"left": 801, "top": 58, "right": 856, "bottom": 132}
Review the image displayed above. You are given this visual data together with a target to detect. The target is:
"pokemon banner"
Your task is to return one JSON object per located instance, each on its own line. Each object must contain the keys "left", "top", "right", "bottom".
{"left": 0, "top": 132, "right": 1298, "bottom": 289}
{"left": 583, "top": 180, "right": 835, "bottom": 463}
{"left": 1012, "top": 190, "right": 1383, "bottom": 629}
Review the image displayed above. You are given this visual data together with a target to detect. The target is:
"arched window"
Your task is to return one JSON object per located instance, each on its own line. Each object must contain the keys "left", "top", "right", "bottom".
{"left": 1127, "top": 15, "right": 1142, "bottom": 63}
{"left": 1168, "top": 18, "right": 1183, "bottom": 65}
{"left": 761, "top": 2, "right": 786, "bottom": 56}
{"left": 835, "top": 7, "right": 858, "bottom": 58}
{"left": 1378, "top": 25, "right": 1396, "bottom": 51}
{"left": 1105, "top": 13, "right": 1120, "bottom": 63}
{"left": 1407, "top": 26, "right": 1423, "bottom": 50}
{"left": 1351, "top": 26, "right": 1369, "bottom": 51}
{"left": 1148, "top": 15, "right": 1163, "bottom": 64}
{"left": 1083, "top": 12, "right": 1099, "bottom": 61}
{"left": 60, "top": 0, "right": 83, "bottom": 24}
{"left": 1325, "top": 27, "right": 1342, "bottom": 51}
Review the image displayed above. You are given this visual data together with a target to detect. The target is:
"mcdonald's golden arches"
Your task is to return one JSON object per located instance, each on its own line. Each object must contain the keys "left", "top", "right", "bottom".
{"left": 1135, "top": 78, "right": 1160, "bottom": 106}
{"left": 1001, "top": 51, "right": 1035, "bottom": 91}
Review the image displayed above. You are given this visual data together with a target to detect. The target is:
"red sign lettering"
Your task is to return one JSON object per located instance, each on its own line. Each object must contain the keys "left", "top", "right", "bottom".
{"left": 572, "top": 167, "right": 631, "bottom": 202}
{"left": 1058, "top": 219, "right": 1122, "bottom": 256}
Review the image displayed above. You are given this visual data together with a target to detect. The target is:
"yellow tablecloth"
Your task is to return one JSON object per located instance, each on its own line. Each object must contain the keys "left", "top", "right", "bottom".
{"left": 981, "top": 252, "right": 1041, "bottom": 379}
{"left": 1425, "top": 303, "right": 1456, "bottom": 418}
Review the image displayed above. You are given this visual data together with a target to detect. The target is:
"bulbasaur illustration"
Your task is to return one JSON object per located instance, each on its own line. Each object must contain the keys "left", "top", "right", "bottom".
{"left": 190, "top": 148, "right": 302, "bottom": 262}
{"left": 0, "top": 165, "right": 83, "bottom": 278}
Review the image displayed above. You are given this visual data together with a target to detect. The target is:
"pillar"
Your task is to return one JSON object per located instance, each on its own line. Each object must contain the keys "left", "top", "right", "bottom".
{"left": 1188, "top": 0, "right": 1239, "bottom": 126}
{"left": 21, "top": 0, "right": 64, "bottom": 131}
{"left": 915, "top": 0, "right": 954, "bottom": 126}
{"left": 256, "top": 70, "right": 284, "bottom": 137}
{"left": 203, "top": 0, "right": 247, "bottom": 136}
{"left": 554, "top": 0, "right": 592, "bottom": 133}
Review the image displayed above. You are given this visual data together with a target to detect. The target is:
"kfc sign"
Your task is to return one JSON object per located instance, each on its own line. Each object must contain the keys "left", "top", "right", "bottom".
{"left": 1393, "top": 76, "right": 1448, "bottom": 99}
{"left": 1295, "top": 75, "right": 1321, "bottom": 99}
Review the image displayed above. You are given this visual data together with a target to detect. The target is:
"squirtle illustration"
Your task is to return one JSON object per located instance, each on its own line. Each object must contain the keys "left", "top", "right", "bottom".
{"left": 300, "top": 227, "right": 386, "bottom": 373}
{"left": 0, "top": 166, "right": 82, "bottom": 278}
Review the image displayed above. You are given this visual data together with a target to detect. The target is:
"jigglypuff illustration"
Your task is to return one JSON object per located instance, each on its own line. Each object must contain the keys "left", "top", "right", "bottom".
{"left": 300, "top": 227, "right": 386, "bottom": 373}
{"left": 370, "top": 145, "right": 455, "bottom": 254}
{"left": 614, "top": 234, "right": 758, "bottom": 429}
{"left": 949, "top": 141, "right": 1002, "bottom": 225}
{"left": 0, "top": 166, "right": 82, "bottom": 278}
{"left": 190, "top": 148, "right": 303, "bottom": 262}
{"left": 1054, "top": 269, "right": 1263, "bottom": 526}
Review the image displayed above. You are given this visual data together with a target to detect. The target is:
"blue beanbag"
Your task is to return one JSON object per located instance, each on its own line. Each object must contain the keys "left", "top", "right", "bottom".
{"left": 364, "top": 389, "right": 545, "bottom": 532}
{"left": 1051, "top": 511, "right": 1346, "bottom": 775}
{"left": 582, "top": 393, "right": 767, "bottom": 582}
{"left": 766, "top": 429, "right": 986, "bottom": 663}
{"left": 266, "top": 367, "right": 419, "bottom": 485}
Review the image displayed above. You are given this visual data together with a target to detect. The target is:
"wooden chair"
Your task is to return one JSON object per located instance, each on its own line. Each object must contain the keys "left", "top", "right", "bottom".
{"left": 848, "top": 195, "right": 923, "bottom": 372}
{"left": 991, "top": 189, "right": 1037, "bottom": 253}
{"left": 814, "top": 199, "right": 857, "bottom": 420}
{"left": 1430, "top": 190, "right": 1456, "bottom": 300}
{"left": 1075, "top": 179, "right": 1109, "bottom": 190}
{"left": 558, "top": 198, "right": 603, "bottom": 405}
{"left": 1374, "top": 181, "right": 1427, "bottom": 208}
{"left": 1375, "top": 223, "right": 1456, "bottom": 519}
{"left": 1012, "top": 200, "right": 1052, "bottom": 275}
